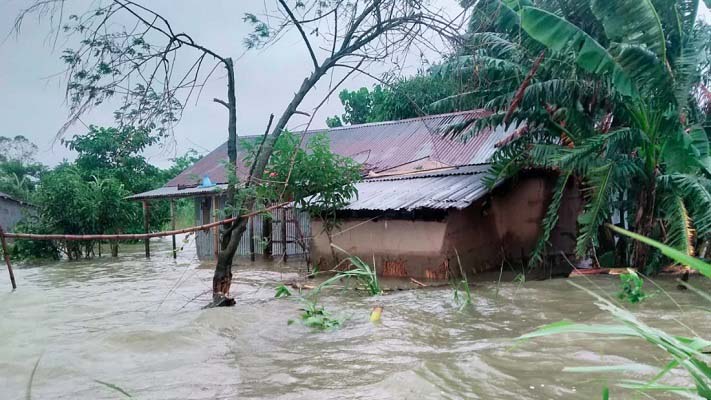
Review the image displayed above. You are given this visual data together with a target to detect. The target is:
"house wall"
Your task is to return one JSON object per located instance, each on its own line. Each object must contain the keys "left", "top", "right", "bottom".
{"left": 0, "top": 198, "right": 27, "bottom": 231}
{"left": 193, "top": 197, "right": 310, "bottom": 261}
{"left": 310, "top": 174, "right": 581, "bottom": 279}
{"left": 311, "top": 218, "right": 449, "bottom": 277}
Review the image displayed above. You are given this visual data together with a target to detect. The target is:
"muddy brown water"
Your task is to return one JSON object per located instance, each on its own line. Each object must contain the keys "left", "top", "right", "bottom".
{"left": 1, "top": 236, "right": 710, "bottom": 399}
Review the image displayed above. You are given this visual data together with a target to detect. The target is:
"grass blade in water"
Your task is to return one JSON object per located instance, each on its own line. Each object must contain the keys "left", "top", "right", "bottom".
{"left": 93, "top": 379, "right": 133, "bottom": 398}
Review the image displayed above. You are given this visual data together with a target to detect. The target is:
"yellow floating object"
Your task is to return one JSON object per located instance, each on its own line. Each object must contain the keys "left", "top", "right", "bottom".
{"left": 370, "top": 306, "right": 383, "bottom": 322}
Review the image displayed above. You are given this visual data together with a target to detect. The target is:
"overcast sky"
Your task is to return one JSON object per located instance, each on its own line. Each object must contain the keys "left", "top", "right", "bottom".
{"left": 1, "top": 1, "right": 709, "bottom": 168}
{"left": 0, "top": 0, "right": 463, "bottom": 167}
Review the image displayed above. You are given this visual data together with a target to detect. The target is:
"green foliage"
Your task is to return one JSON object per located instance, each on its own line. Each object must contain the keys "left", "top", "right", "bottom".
{"left": 317, "top": 248, "right": 381, "bottom": 296}
{"left": 274, "top": 284, "right": 292, "bottom": 298}
{"left": 7, "top": 130, "right": 201, "bottom": 259}
{"left": 162, "top": 149, "right": 203, "bottom": 179}
{"left": 617, "top": 269, "right": 648, "bottom": 303}
{"left": 338, "top": 87, "right": 374, "bottom": 125}
{"left": 452, "top": 277, "right": 474, "bottom": 310}
{"left": 0, "top": 135, "right": 46, "bottom": 202}
{"left": 328, "top": 72, "right": 473, "bottom": 126}
{"left": 242, "top": 131, "right": 360, "bottom": 235}
{"left": 298, "top": 298, "right": 343, "bottom": 330}
{"left": 450, "top": 0, "right": 711, "bottom": 271}
{"left": 325, "top": 115, "right": 343, "bottom": 128}
{"left": 10, "top": 219, "right": 60, "bottom": 260}
{"left": 27, "top": 167, "right": 133, "bottom": 259}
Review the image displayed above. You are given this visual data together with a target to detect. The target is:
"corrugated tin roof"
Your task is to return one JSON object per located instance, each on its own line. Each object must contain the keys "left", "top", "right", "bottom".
{"left": 340, "top": 164, "right": 492, "bottom": 211}
{"left": 164, "top": 110, "right": 519, "bottom": 188}
{"left": 126, "top": 184, "right": 227, "bottom": 201}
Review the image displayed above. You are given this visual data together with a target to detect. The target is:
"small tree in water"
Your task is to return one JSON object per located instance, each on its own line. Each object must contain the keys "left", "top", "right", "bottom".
{"left": 243, "top": 131, "right": 361, "bottom": 262}
{"left": 17, "top": 0, "right": 463, "bottom": 305}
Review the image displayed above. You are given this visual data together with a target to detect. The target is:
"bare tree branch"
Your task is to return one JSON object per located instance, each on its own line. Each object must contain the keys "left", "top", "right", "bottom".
{"left": 277, "top": 0, "right": 319, "bottom": 70}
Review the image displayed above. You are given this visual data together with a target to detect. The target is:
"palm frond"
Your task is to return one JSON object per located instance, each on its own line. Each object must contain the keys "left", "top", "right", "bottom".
{"left": 577, "top": 163, "right": 615, "bottom": 256}
{"left": 659, "top": 193, "right": 695, "bottom": 256}
{"left": 519, "top": 6, "right": 636, "bottom": 97}
{"left": 660, "top": 173, "right": 711, "bottom": 236}
{"left": 529, "top": 171, "right": 571, "bottom": 267}
{"left": 591, "top": 0, "right": 668, "bottom": 62}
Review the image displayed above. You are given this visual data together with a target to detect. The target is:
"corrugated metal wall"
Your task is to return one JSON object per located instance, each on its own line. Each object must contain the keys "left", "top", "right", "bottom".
{"left": 271, "top": 207, "right": 311, "bottom": 259}
{"left": 194, "top": 197, "right": 310, "bottom": 261}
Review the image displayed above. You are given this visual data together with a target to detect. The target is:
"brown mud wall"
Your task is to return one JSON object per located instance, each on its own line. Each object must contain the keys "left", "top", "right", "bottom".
{"left": 311, "top": 174, "right": 581, "bottom": 279}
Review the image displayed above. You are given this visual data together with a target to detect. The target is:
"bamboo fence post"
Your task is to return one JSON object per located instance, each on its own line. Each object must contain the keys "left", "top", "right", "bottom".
{"left": 281, "top": 207, "right": 288, "bottom": 262}
{"left": 170, "top": 199, "right": 177, "bottom": 259}
{"left": 0, "top": 225, "right": 17, "bottom": 290}
{"left": 142, "top": 200, "right": 150, "bottom": 258}
{"left": 212, "top": 196, "right": 219, "bottom": 260}
{"left": 249, "top": 216, "right": 255, "bottom": 262}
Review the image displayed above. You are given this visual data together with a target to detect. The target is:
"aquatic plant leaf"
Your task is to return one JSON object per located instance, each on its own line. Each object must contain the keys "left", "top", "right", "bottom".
{"left": 93, "top": 379, "right": 132, "bottom": 398}
{"left": 519, "top": 320, "right": 638, "bottom": 340}
{"left": 563, "top": 364, "right": 658, "bottom": 373}
{"left": 274, "top": 284, "right": 292, "bottom": 298}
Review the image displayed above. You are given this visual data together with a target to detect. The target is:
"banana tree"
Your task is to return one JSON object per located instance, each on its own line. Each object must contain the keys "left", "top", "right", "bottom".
{"left": 445, "top": 0, "right": 711, "bottom": 271}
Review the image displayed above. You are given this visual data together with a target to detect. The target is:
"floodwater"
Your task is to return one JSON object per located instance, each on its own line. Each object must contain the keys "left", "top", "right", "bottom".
{"left": 1, "top": 236, "right": 710, "bottom": 400}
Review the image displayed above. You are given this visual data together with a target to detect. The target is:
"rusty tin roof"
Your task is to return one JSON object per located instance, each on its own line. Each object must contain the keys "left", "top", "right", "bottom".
{"left": 165, "top": 110, "right": 518, "bottom": 188}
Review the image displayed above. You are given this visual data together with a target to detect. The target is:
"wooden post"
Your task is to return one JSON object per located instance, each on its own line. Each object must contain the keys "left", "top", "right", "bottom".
{"left": 281, "top": 207, "right": 288, "bottom": 262}
{"left": 212, "top": 196, "right": 219, "bottom": 260}
{"left": 170, "top": 199, "right": 177, "bottom": 259}
{"left": 142, "top": 200, "right": 150, "bottom": 258}
{"left": 0, "top": 225, "right": 17, "bottom": 290}
{"left": 249, "top": 216, "right": 255, "bottom": 262}
{"left": 263, "top": 212, "right": 272, "bottom": 260}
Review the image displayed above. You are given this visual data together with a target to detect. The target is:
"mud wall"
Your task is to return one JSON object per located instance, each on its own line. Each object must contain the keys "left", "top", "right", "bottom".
{"left": 310, "top": 218, "right": 450, "bottom": 278}
{"left": 310, "top": 174, "right": 581, "bottom": 279}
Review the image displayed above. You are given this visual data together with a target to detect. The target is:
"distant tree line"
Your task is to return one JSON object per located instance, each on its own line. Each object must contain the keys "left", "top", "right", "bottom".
{"left": 2, "top": 129, "right": 202, "bottom": 260}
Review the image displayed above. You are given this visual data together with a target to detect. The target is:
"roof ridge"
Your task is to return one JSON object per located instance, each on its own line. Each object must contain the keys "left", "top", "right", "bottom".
{"left": 365, "top": 163, "right": 490, "bottom": 182}
{"left": 324, "top": 109, "right": 488, "bottom": 132}
{"left": 197, "top": 109, "right": 489, "bottom": 148}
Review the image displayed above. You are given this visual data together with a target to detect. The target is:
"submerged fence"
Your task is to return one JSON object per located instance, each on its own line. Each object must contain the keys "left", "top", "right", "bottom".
{"left": 0, "top": 202, "right": 289, "bottom": 290}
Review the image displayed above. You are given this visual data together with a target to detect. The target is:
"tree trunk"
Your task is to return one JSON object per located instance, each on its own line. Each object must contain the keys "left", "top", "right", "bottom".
{"left": 631, "top": 177, "right": 657, "bottom": 270}
{"left": 211, "top": 64, "right": 329, "bottom": 305}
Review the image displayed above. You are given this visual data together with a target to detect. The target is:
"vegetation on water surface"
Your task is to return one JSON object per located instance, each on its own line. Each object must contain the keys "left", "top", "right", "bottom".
{"left": 521, "top": 227, "right": 711, "bottom": 399}
{"left": 317, "top": 249, "right": 381, "bottom": 296}
{"left": 274, "top": 284, "right": 292, "bottom": 298}
{"left": 294, "top": 299, "right": 344, "bottom": 331}
{"left": 276, "top": 252, "right": 380, "bottom": 331}
{"left": 617, "top": 269, "right": 648, "bottom": 304}
{"left": 452, "top": 277, "right": 474, "bottom": 310}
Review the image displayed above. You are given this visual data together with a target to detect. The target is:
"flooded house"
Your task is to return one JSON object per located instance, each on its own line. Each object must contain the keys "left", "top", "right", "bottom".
{"left": 129, "top": 110, "right": 580, "bottom": 276}
{"left": 0, "top": 191, "right": 33, "bottom": 232}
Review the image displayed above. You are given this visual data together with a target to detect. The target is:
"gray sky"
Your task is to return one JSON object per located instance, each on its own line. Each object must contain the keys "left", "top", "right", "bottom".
{"left": 1, "top": 1, "right": 709, "bottom": 168}
{"left": 0, "top": 0, "right": 462, "bottom": 167}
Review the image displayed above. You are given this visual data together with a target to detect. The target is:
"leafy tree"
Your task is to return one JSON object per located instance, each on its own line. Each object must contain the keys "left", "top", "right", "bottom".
{"left": 163, "top": 149, "right": 203, "bottom": 180}
{"left": 338, "top": 87, "right": 374, "bottom": 125}
{"left": 446, "top": 0, "right": 711, "bottom": 272}
{"left": 243, "top": 131, "right": 361, "bottom": 259}
{"left": 329, "top": 72, "right": 478, "bottom": 126}
{"left": 0, "top": 135, "right": 38, "bottom": 163}
{"left": 24, "top": 166, "right": 133, "bottom": 259}
{"left": 243, "top": 131, "right": 361, "bottom": 207}
{"left": 0, "top": 136, "right": 46, "bottom": 201}
{"left": 325, "top": 116, "right": 343, "bottom": 128}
